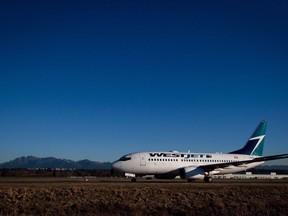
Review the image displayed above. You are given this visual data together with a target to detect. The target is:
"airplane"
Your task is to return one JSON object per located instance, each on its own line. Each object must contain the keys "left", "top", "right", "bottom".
{"left": 112, "top": 120, "right": 288, "bottom": 182}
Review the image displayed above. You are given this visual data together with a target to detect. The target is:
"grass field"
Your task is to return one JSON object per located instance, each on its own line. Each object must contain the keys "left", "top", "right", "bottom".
{"left": 0, "top": 177, "right": 287, "bottom": 215}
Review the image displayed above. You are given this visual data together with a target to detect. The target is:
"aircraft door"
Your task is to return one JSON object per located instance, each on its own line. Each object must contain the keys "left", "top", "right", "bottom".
{"left": 140, "top": 154, "right": 146, "bottom": 166}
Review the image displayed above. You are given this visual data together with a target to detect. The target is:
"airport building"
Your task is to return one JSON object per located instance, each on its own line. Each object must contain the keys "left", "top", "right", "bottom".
{"left": 215, "top": 172, "right": 288, "bottom": 179}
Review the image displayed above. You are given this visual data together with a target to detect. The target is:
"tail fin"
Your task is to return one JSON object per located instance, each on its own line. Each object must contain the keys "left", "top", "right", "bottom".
{"left": 229, "top": 120, "right": 267, "bottom": 156}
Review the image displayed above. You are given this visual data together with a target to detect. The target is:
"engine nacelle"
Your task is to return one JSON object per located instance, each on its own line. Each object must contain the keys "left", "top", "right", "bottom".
{"left": 180, "top": 166, "right": 204, "bottom": 179}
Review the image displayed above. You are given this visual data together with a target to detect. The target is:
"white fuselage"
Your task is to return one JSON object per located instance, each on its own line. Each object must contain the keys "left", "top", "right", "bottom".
{"left": 112, "top": 151, "right": 264, "bottom": 179}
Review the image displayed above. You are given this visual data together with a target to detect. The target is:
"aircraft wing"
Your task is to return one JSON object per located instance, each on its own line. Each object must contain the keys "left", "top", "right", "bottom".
{"left": 199, "top": 153, "right": 288, "bottom": 173}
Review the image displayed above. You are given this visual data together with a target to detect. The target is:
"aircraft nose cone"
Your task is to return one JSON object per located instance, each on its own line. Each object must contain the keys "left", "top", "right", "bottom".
{"left": 112, "top": 161, "right": 122, "bottom": 172}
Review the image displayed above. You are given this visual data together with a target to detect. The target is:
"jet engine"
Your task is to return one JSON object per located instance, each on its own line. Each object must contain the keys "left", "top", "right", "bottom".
{"left": 180, "top": 166, "right": 204, "bottom": 179}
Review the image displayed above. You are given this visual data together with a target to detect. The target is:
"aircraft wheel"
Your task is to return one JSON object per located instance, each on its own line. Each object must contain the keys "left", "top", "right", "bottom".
{"left": 131, "top": 178, "right": 137, "bottom": 182}
{"left": 187, "top": 179, "right": 195, "bottom": 183}
{"left": 204, "top": 176, "right": 213, "bottom": 183}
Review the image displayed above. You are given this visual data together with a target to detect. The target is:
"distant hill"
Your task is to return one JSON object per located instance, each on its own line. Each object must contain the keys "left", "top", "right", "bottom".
{"left": 257, "top": 165, "right": 288, "bottom": 171}
{"left": 1, "top": 156, "right": 287, "bottom": 171}
{"left": 0, "top": 156, "right": 112, "bottom": 169}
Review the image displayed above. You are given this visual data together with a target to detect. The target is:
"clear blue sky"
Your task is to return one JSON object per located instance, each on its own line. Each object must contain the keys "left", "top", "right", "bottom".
{"left": 1, "top": 0, "right": 288, "bottom": 164}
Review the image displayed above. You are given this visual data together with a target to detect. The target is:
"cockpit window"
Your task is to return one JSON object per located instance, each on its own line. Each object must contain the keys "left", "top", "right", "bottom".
{"left": 119, "top": 155, "right": 132, "bottom": 161}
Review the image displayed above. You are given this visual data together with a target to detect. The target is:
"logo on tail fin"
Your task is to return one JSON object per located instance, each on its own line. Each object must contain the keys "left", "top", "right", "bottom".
{"left": 245, "top": 135, "right": 265, "bottom": 156}
{"left": 230, "top": 121, "right": 267, "bottom": 156}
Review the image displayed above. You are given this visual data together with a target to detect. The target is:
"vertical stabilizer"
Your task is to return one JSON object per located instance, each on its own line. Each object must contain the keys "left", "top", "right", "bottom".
{"left": 229, "top": 120, "right": 267, "bottom": 156}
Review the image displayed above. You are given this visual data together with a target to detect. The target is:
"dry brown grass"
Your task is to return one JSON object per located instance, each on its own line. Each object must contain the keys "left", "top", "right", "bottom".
{"left": 0, "top": 178, "right": 287, "bottom": 216}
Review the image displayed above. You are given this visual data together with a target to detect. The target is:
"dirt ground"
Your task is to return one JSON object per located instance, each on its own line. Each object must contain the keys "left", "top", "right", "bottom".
{"left": 0, "top": 177, "right": 287, "bottom": 216}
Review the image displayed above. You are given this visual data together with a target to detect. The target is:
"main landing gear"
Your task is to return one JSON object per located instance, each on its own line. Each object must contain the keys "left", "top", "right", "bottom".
{"left": 204, "top": 176, "right": 213, "bottom": 183}
{"left": 131, "top": 178, "right": 137, "bottom": 182}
